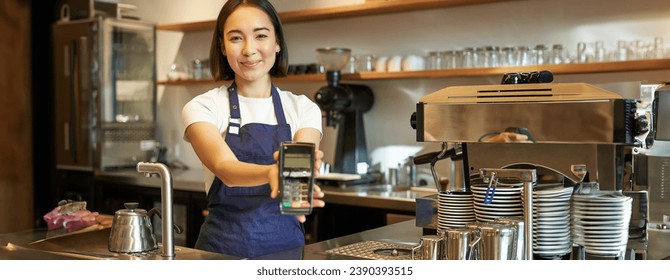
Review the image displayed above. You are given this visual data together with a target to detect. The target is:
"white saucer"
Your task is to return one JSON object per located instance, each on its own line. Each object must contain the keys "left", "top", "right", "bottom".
{"left": 438, "top": 203, "right": 473, "bottom": 208}
{"left": 473, "top": 193, "right": 521, "bottom": 200}
{"left": 439, "top": 196, "right": 473, "bottom": 201}
{"left": 471, "top": 187, "right": 522, "bottom": 195}
{"left": 535, "top": 207, "right": 570, "bottom": 213}
{"left": 440, "top": 207, "right": 474, "bottom": 213}
{"left": 473, "top": 201, "right": 523, "bottom": 208}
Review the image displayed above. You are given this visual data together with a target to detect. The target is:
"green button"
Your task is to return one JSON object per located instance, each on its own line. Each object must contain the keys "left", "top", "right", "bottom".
{"left": 282, "top": 202, "right": 292, "bottom": 207}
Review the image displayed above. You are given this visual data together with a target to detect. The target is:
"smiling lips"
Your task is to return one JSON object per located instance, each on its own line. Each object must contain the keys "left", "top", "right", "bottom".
{"left": 241, "top": 60, "right": 261, "bottom": 67}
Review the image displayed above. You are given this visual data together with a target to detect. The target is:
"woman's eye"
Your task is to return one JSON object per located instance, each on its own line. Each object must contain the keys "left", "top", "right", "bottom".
{"left": 256, "top": 33, "right": 269, "bottom": 39}
{"left": 228, "top": 36, "right": 242, "bottom": 42}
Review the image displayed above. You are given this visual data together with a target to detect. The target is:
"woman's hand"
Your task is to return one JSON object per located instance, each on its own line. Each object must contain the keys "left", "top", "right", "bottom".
{"left": 482, "top": 132, "right": 532, "bottom": 143}
{"left": 297, "top": 184, "right": 325, "bottom": 223}
{"left": 269, "top": 150, "right": 326, "bottom": 223}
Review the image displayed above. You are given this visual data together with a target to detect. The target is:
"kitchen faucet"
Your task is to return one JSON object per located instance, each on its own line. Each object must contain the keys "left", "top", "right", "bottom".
{"left": 136, "top": 162, "right": 175, "bottom": 258}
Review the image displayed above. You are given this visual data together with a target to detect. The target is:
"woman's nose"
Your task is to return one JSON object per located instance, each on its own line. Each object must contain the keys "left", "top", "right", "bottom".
{"left": 242, "top": 41, "right": 256, "bottom": 56}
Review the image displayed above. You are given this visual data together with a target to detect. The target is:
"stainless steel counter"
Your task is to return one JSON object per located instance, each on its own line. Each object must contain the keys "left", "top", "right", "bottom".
{"left": 0, "top": 220, "right": 421, "bottom": 260}
{"left": 254, "top": 219, "right": 422, "bottom": 260}
{"left": 320, "top": 184, "right": 435, "bottom": 212}
{"left": 0, "top": 227, "right": 239, "bottom": 260}
{"left": 97, "top": 168, "right": 437, "bottom": 212}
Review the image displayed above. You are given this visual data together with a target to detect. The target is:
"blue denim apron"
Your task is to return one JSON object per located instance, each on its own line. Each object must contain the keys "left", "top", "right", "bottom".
{"left": 194, "top": 84, "right": 304, "bottom": 258}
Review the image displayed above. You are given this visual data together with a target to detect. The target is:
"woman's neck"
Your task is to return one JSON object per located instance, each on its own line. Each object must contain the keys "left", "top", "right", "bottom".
{"left": 234, "top": 76, "right": 272, "bottom": 98}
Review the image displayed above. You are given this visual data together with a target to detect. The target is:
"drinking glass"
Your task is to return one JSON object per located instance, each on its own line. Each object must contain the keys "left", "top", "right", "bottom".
{"left": 499, "top": 47, "right": 512, "bottom": 66}
{"left": 549, "top": 44, "right": 567, "bottom": 64}
{"left": 594, "top": 40, "right": 606, "bottom": 62}
{"left": 654, "top": 37, "right": 665, "bottom": 58}
{"left": 442, "top": 50, "right": 456, "bottom": 69}
{"left": 462, "top": 47, "right": 475, "bottom": 68}
{"left": 576, "top": 42, "right": 588, "bottom": 63}
{"left": 515, "top": 46, "right": 531, "bottom": 66}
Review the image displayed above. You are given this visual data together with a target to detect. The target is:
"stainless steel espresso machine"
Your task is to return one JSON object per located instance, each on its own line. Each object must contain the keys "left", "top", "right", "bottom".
{"left": 632, "top": 83, "right": 670, "bottom": 260}
{"left": 411, "top": 78, "right": 669, "bottom": 260}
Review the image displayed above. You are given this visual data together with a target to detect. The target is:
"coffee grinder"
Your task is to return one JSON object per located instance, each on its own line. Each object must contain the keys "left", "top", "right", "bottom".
{"left": 314, "top": 48, "right": 375, "bottom": 179}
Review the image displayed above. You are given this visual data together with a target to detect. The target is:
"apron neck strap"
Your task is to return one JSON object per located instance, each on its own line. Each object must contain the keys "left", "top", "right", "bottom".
{"left": 227, "top": 83, "right": 288, "bottom": 134}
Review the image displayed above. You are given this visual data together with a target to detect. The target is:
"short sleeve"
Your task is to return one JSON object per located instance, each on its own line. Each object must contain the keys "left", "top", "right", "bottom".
{"left": 297, "top": 96, "right": 323, "bottom": 138}
{"left": 181, "top": 87, "right": 229, "bottom": 142}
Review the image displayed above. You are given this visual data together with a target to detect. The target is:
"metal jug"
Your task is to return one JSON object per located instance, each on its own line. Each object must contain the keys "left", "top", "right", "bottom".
{"left": 495, "top": 217, "right": 525, "bottom": 260}
{"left": 445, "top": 228, "right": 480, "bottom": 260}
{"left": 399, "top": 156, "right": 418, "bottom": 187}
{"left": 411, "top": 235, "right": 445, "bottom": 260}
{"left": 108, "top": 202, "right": 159, "bottom": 253}
{"left": 479, "top": 223, "right": 517, "bottom": 260}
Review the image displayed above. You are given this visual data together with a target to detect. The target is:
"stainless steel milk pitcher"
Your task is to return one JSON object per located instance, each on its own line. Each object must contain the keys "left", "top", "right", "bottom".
{"left": 412, "top": 235, "right": 445, "bottom": 260}
{"left": 445, "top": 228, "right": 480, "bottom": 260}
{"left": 479, "top": 223, "right": 517, "bottom": 260}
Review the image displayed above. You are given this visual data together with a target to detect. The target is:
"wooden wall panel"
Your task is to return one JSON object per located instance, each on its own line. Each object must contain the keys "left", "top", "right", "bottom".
{"left": 0, "top": 0, "right": 33, "bottom": 233}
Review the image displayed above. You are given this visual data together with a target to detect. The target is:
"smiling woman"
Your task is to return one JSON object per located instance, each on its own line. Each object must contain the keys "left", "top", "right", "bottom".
{"left": 0, "top": 0, "right": 33, "bottom": 233}
{"left": 181, "top": 0, "right": 325, "bottom": 259}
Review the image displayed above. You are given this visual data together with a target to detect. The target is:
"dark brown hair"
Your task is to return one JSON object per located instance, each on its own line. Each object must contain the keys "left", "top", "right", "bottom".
{"left": 210, "top": 0, "right": 288, "bottom": 81}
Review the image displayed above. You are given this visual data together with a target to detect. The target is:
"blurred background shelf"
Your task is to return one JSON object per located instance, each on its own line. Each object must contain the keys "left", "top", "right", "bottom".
{"left": 157, "top": 58, "right": 670, "bottom": 85}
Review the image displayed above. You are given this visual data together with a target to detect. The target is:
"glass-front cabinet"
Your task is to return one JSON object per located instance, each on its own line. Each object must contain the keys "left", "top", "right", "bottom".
{"left": 53, "top": 15, "right": 157, "bottom": 172}
{"left": 100, "top": 18, "right": 157, "bottom": 170}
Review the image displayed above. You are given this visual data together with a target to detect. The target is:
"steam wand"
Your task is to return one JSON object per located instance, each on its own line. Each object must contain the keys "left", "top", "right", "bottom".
{"left": 413, "top": 142, "right": 462, "bottom": 192}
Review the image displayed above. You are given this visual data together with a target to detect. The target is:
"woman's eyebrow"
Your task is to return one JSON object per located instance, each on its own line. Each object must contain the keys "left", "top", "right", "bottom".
{"left": 225, "top": 27, "right": 270, "bottom": 35}
{"left": 225, "top": 29, "right": 242, "bottom": 36}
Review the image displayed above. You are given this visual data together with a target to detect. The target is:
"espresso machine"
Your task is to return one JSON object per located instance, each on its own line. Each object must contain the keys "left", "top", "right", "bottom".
{"left": 632, "top": 83, "right": 670, "bottom": 260}
{"left": 411, "top": 76, "right": 667, "bottom": 260}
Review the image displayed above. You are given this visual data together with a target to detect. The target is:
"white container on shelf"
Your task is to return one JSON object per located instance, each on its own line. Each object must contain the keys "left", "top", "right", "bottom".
{"left": 402, "top": 54, "right": 425, "bottom": 71}
{"left": 386, "top": 55, "right": 403, "bottom": 72}
{"left": 374, "top": 56, "right": 388, "bottom": 72}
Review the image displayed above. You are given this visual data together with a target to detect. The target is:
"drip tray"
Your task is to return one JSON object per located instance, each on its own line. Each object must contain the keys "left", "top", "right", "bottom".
{"left": 325, "top": 240, "right": 415, "bottom": 260}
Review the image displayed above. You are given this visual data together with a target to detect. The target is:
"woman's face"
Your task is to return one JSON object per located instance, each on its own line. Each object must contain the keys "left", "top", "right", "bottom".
{"left": 222, "top": 5, "right": 280, "bottom": 83}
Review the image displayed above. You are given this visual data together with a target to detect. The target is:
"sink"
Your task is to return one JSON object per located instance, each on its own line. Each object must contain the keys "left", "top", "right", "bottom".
{"left": 16, "top": 227, "right": 239, "bottom": 260}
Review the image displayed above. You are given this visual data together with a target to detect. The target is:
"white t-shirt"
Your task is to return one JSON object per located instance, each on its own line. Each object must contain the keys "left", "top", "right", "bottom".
{"left": 182, "top": 85, "right": 323, "bottom": 192}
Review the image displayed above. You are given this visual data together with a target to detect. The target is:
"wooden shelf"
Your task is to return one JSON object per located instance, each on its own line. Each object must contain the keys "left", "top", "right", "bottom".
{"left": 156, "top": 0, "right": 519, "bottom": 32}
{"left": 354, "top": 58, "right": 670, "bottom": 80}
{"left": 157, "top": 74, "right": 326, "bottom": 85}
{"left": 157, "top": 58, "right": 670, "bottom": 85}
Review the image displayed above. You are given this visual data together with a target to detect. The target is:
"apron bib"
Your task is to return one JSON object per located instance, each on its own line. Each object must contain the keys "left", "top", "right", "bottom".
{"left": 194, "top": 84, "right": 304, "bottom": 258}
